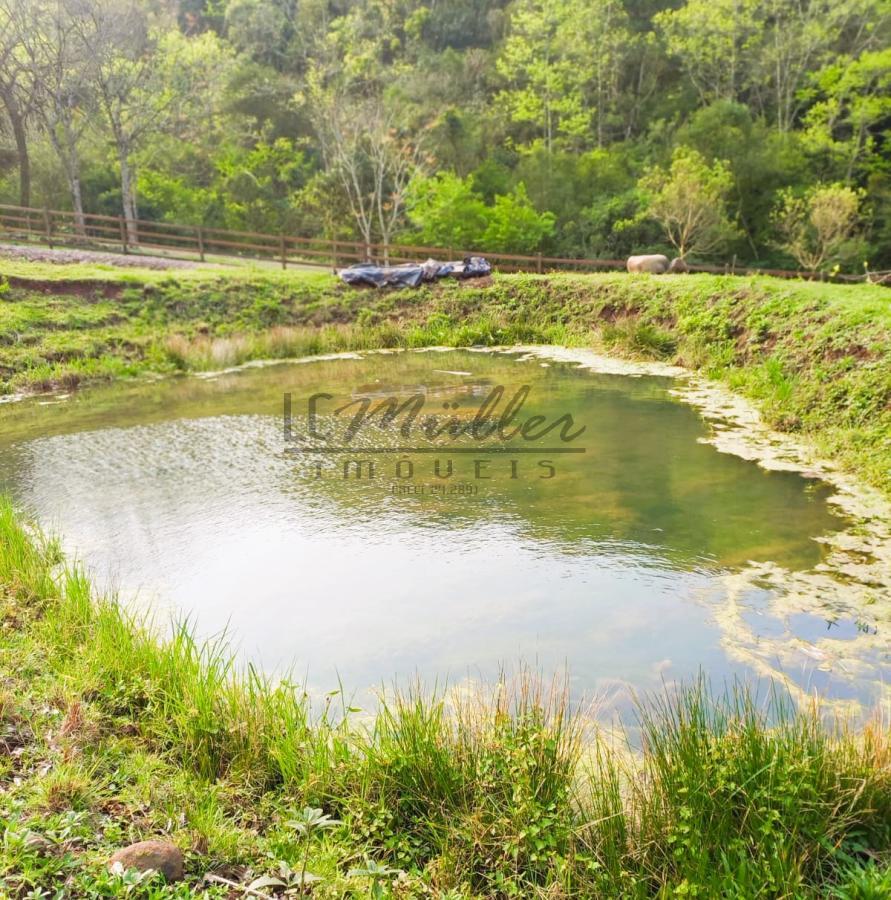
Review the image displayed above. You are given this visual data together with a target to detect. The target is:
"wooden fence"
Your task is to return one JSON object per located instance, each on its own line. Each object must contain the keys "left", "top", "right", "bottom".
{"left": 0, "top": 202, "right": 881, "bottom": 284}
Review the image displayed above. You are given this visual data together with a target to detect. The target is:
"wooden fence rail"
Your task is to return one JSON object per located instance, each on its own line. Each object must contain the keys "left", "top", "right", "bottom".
{"left": 0, "top": 202, "right": 877, "bottom": 284}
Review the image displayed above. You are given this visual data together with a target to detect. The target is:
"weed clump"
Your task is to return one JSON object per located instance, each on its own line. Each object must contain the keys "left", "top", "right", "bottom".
{"left": 2, "top": 497, "right": 891, "bottom": 896}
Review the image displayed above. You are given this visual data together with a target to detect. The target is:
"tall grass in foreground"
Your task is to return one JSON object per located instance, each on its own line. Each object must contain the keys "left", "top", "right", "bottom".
{"left": 2, "top": 496, "right": 891, "bottom": 897}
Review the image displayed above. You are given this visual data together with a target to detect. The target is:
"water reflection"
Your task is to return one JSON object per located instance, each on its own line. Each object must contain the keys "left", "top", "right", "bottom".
{"left": 0, "top": 349, "right": 884, "bottom": 711}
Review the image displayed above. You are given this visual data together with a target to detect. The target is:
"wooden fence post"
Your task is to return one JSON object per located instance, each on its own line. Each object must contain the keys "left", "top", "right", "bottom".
{"left": 196, "top": 226, "right": 205, "bottom": 262}
{"left": 332, "top": 239, "right": 339, "bottom": 273}
{"left": 536, "top": 252, "right": 543, "bottom": 274}
{"left": 119, "top": 217, "right": 128, "bottom": 255}
{"left": 279, "top": 234, "right": 287, "bottom": 270}
{"left": 43, "top": 208, "right": 53, "bottom": 249}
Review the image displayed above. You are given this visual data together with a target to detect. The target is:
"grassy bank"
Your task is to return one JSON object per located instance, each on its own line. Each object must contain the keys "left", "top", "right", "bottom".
{"left": 1, "top": 497, "right": 891, "bottom": 898}
{"left": 1, "top": 263, "right": 888, "bottom": 494}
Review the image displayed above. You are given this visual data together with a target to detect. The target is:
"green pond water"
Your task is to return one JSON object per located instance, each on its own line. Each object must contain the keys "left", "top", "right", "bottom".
{"left": 0, "top": 349, "right": 882, "bottom": 713}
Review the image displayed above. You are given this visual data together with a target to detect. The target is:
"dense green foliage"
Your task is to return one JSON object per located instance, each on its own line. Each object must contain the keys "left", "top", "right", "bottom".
{"left": 0, "top": 0, "right": 889, "bottom": 269}
{"left": 2, "top": 496, "right": 891, "bottom": 897}
{"left": 1, "top": 265, "right": 889, "bottom": 494}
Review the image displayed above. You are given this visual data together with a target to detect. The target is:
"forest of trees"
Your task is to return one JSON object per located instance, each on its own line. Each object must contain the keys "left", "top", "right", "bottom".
{"left": 0, "top": 0, "right": 889, "bottom": 270}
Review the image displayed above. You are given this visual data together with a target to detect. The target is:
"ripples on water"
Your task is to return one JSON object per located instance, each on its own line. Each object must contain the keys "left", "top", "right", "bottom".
{"left": 0, "top": 349, "right": 884, "bottom": 716}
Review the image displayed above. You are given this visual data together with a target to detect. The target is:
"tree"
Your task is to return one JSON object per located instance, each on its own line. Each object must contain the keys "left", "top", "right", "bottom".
{"left": 309, "top": 80, "right": 425, "bottom": 260}
{"left": 655, "top": 0, "right": 759, "bottom": 106}
{"left": 405, "top": 172, "right": 490, "bottom": 249}
{"left": 675, "top": 100, "right": 809, "bottom": 257}
{"left": 639, "top": 147, "right": 739, "bottom": 259}
{"left": 802, "top": 48, "right": 891, "bottom": 182}
{"left": 773, "top": 183, "right": 863, "bottom": 271}
{"left": 66, "top": 0, "right": 154, "bottom": 243}
{"left": 481, "top": 183, "right": 555, "bottom": 253}
{"left": 752, "top": 0, "right": 882, "bottom": 133}
{"left": 16, "top": 0, "right": 94, "bottom": 232}
{"left": 0, "top": 0, "right": 888, "bottom": 267}
{"left": 201, "top": 138, "right": 314, "bottom": 233}
{"left": 224, "top": 0, "right": 299, "bottom": 71}
{"left": 0, "top": 0, "right": 37, "bottom": 206}
{"left": 657, "top": 0, "right": 887, "bottom": 133}
{"left": 494, "top": 0, "right": 592, "bottom": 153}
{"left": 585, "top": 0, "right": 632, "bottom": 148}
{"left": 69, "top": 1, "right": 225, "bottom": 244}
{"left": 406, "top": 173, "right": 555, "bottom": 253}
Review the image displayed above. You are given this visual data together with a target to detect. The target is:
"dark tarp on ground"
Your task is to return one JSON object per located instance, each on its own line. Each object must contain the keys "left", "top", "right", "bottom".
{"left": 338, "top": 257, "right": 491, "bottom": 288}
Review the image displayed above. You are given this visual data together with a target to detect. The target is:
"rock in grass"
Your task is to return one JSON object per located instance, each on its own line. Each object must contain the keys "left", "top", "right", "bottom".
{"left": 108, "top": 841, "right": 184, "bottom": 882}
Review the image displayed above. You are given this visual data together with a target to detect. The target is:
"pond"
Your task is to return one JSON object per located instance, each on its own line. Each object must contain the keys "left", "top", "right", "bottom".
{"left": 1, "top": 349, "right": 887, "bottom": 715}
